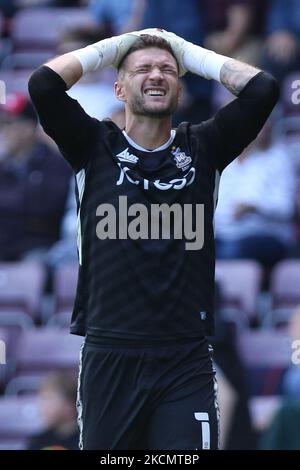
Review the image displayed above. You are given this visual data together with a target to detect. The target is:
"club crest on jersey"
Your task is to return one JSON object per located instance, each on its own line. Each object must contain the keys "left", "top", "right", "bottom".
{"left": 171, "top": 146, "right": 192, "bottom": 171}
{"left": 116, "top": 148, "right": 139, "bottom": 164}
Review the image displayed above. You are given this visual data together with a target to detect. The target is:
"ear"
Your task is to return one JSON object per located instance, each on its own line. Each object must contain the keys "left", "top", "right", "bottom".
{"left": 114, "top": 81, "right": 126, "bottom": 103}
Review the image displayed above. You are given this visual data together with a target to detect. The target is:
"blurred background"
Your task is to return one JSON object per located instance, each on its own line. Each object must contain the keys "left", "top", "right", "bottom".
{"left": 0, "top": 0, "right": 299, "bottom": 450}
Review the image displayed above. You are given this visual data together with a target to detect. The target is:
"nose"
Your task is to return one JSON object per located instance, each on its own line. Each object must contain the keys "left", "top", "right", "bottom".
{"left": 148, "top": 66, "right": 163, "bottom": 80}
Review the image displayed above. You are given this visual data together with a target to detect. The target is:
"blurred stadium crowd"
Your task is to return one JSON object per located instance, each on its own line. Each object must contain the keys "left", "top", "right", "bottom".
{"left": 0, "top": 0, "right": 300, "bottom": 450}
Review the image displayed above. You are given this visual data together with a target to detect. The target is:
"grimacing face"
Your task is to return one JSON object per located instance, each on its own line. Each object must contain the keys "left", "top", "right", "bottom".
{"left": 115, "top": 47, "right": 182, "bottom": 118}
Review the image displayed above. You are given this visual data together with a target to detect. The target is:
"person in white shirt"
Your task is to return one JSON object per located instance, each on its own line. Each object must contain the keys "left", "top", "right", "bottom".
{"left": 215, "top": 124, "right": 296, "bottom": 267}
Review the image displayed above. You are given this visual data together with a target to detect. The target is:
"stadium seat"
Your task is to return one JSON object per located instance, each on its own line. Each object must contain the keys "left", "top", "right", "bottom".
{"left": 1, "top": 51, "right": 54, "bottom": 70}
{"left": 0, "top": 70, "right": 33, "bottom": 95}
{"left": 11, "top": 7, "right": 94, "bottom": 51}
{"left": 47, "top": 310, "right": 72, "bottom": 328}
{"left": 0, "top": 327, "right": 9, "bottom": 389}
{"left": 0, "top": 262, "right": 46, "bottom": 322}
{"left": 5, "top": 373, "right": 48, "bottom": 397}
{"left": 53, "top": 264, "right": 78, "bottom": 314}
{"left": 0, "top": 313, "right": 35, "bottom": 390}
{"left": 215, "top": 260, "right": 263, "bottom": 322}
{"left": 14, "top": 327, "right": 82, "bottom": 376}
{"left": 237, "top": 330, "right": 291, "bottom": 395}
{"left": 0, "top": 396, "right": 44, "bottom": 440}
{"left": 0, "top": 310, "right": 34, "bottom": 382}
{"left": 0, "top": 439, "right": 27, "bottom": 450}
{"left": 271, "top": 260, "right": 300, "bottom": 309}
{"left": 262, "top": 260, "right": 300, "bottom": 327}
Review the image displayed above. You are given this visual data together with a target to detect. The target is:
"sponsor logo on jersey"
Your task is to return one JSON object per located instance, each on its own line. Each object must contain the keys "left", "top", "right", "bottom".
{"left": 116, "top": 164, "right": 196, "bottom": 190}
{"left": 116, "top": 148, "right": 139, "bottom": 164}
{"left": 171, "top": 146, "right": 192, "bottom": 171}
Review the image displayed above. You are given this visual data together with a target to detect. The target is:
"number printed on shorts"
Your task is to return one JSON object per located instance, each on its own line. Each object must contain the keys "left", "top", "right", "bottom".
{"left": 194, "top": 412, "right": 210, "bottom": 449}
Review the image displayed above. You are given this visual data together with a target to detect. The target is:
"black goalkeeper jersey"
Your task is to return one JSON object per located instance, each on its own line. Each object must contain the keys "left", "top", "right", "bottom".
{"left": 29, "top": 66, "right": 279, "bottom": 340}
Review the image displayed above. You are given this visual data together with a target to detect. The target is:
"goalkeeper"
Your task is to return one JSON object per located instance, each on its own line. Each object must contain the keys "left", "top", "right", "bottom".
{"left": 29, "top": 29, "right": 279, "bottom": 450}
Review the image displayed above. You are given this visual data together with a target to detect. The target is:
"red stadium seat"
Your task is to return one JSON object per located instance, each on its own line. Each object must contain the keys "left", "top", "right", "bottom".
{"left": 215, "top": 260, "right": 263, "bottom": 322}
{"left": 0, "top": 262, "right": 46, "bottom": 322}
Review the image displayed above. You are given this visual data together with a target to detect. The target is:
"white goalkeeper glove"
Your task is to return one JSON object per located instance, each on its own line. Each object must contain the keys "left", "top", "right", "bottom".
{"left": 130, "top": 28, "right": 229, "bottom": 82}
{"left": 70, "top": 32, "right": 140, "bottom": 75}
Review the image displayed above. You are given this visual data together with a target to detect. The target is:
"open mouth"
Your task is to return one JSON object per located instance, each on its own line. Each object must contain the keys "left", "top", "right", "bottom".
{"left": 143, "top": 88, "right": 166, "bottom": 97}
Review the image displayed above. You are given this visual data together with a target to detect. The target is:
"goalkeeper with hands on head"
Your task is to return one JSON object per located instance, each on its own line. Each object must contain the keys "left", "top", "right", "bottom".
{"left": 28, "top": 28, "right": 279, "bottom": 450}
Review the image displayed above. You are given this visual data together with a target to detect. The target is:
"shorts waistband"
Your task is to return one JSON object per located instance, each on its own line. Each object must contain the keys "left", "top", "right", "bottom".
{"left": 85, "top": 334, "right": 206, "bottom": 347}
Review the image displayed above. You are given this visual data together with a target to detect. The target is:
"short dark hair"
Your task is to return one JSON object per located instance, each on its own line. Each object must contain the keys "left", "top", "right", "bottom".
{"left": 117, "top": 34, "right": 179, "bottom": 73}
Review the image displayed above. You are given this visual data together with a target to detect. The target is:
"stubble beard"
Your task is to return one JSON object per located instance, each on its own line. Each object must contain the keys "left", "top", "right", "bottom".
{"left": 129, "top": 94, "right": 178, "bottom": 118}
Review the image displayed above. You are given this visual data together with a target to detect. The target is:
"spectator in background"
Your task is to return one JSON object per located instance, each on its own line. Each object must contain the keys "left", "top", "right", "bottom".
{"left": 88, "top": 0, "right": 137, "bottom": 36}
{"left": 209, "top": 283, "right": 257, "bottom": 449}
{"left": 0, "top": 93, "right": 71, "bottom": 261}
{"left": 46, "top": 178, "right": 78, "bottom": 267}
{"left": 260, "top": 400, "right": 300, "bottom": 450}
{"left": 0, "top": 0, "right": 86, "bottom": 24}
{"left": 27, "top": 372, "right": 79, "bottom": 450}
{"left": 0, "top": 0, "right": 17, "bottom": 19}
{"left": 215, "top": 122, "right": 296, "bottom": 268}
{"left": 204, "top": 0, "right": 263, "bottom": 65}
{"left": 260, "top": 306, "right": 300, "bottom": 450}
{"left": 263, "top": 0, "right": 300, "bottom": 83}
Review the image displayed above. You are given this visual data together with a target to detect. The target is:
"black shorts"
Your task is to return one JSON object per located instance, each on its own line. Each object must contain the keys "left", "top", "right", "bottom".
{"left": 77, "top": 337, "right": 219, "bottom": 450}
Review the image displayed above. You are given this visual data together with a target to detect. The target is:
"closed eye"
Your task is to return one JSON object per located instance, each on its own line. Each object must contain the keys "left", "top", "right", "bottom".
{"left": 136, "top": 67, "right": 151, "bottom": 73}
{"left": 162, "top": 67, "right": 177, "bottom": 75}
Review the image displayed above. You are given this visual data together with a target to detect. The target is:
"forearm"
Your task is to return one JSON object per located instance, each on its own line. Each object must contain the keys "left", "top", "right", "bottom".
{"left": 45, "top": 38, "right": 117, "bottom": 89}
{"left": 44, "top": 33, "right": 136, "bottom": 89}
{"left": 220, "top": 59, "right": 261, "bottom": 96}
{"left": 181, "top": 39, "right": 261, "bottom": 93}
{"left": 46, "top": 54, "right": 83, "bottom": 90}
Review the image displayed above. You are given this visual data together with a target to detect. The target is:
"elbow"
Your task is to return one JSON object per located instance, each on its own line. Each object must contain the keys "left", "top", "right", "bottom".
{"left": 28, "top": 67, "right": 44, "bottom": 101}
{"left": 28, "top": 65, "right": 66, "bottom": 103}
{"left": 261, "top": 72, "right": 280, "bottom": 106}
